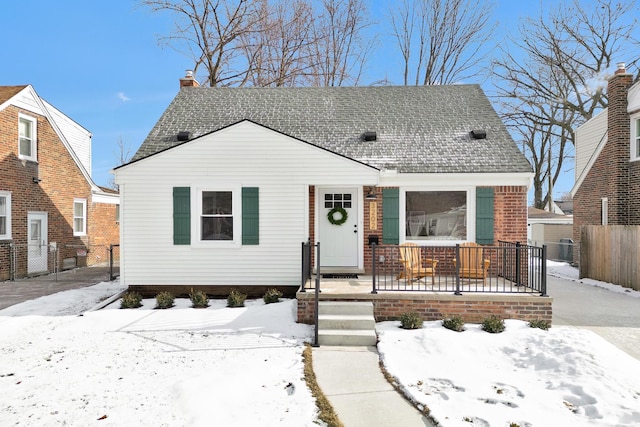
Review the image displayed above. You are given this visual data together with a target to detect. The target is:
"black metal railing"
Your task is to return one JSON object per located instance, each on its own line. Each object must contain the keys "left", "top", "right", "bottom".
{"left": 371, "top": 242, "right": 547, "bottom": 296}
{"left": 300, "top": 240, "right": 321, "bottom": 346}
{"left": 109, "top": 244, "right": 120, "bottom": 281}
{"left": 300, "top": 239, "right": 312, "bottom": 291}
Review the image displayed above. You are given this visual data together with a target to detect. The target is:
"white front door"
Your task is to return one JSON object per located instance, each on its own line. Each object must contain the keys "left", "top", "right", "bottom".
{"left": 28, "top": 212, "right": 48, "bottom": 274}
{"left": 318, "top": 187, "right": 359, "bottom": 268}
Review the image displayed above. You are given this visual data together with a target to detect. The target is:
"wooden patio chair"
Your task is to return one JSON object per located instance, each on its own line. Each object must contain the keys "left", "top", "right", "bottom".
{"left": 453, "top": 242, "right": 490, "bottom": 283}
{"left": 396, "top": 243, "right": 439, "bottom": 284}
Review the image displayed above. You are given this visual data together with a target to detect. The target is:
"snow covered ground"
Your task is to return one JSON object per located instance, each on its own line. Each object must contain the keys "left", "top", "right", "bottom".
{"left": 1, "top": 261, "right": 639, "bottom": 426}
{"left": 0, "top": 287, "right": 318, "bottom": 426}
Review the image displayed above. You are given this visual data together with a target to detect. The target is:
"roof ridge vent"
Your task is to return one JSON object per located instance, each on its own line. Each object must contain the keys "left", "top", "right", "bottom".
{"left": 470, "top": 129, "right": 486, "bottom": 139}
{"left": 177, "top": 131, "right": 191, "bottom": 141}
{"left": 362, "top": 131, "right": 377, "bottom": 141}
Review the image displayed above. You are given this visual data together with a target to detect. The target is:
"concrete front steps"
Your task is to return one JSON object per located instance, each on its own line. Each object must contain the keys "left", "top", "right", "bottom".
{"left": 318, "top": 301, "right": 377, "bottom": 346}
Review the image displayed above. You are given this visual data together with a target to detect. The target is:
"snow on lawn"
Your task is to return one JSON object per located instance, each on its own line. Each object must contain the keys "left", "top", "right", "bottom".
{"left": 0, "top": 285, "right": 317, "bottom": 427}
{"left": 378, "top": 320, "right": 640, "bottom": 426}
{"left": 378, "top": 261, "right": 640, "bottom": 426}
{"left": 2, "top": 262, "right": 640, "bottom": 426}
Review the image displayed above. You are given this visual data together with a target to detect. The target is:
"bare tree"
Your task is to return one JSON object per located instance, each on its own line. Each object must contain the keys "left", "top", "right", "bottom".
{"left": 492, "top": 0, "right": 639, "bottom": 208}
{"left": 140, "top": 0, "right": 264, "bottom": 87}
{"left": 141, "top": 0, "right": 373, "bottom": 87}
{"left": 108, "top": 137, "right": 133, "bottom": 190}
{"left": 389, "top": 0, "right": 496, "bottom": 85}
{"left": 307, "top": 0, "right": 374, "bottom": 86}
{"left": 241, "top": 0, "right": 316, "bottom": 87}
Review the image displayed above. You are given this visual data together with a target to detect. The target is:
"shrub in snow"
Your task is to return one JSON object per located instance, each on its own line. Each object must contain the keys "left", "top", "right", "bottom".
{"left": 155, "top": 291, "right": 175, "bottom": 309}
{"left": 263, "top": 288, "right": 283, "bottom": 304}
{"left": 442, "top": 315, "right": 465, "bottom": 332}
{"left": 399, "top": 311, "right": 423, "bottom": 329}
{"left": 189, "top": 289, "right": 209, "bottom": 308}
{"left": 481, "top": 315, "right": 505, "bottom": 333}
{"left": 120, "top": 291, "right": 142, "bottom": 309}
{"left": 227, "top": 288, "right": 247, "bottom": 307}
{"left": 528, "top": 318, "right": 551, "bottom": 330}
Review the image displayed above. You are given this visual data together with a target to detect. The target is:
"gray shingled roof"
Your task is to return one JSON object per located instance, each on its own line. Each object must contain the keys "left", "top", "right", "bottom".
{"left": 132, "top": 85, "right": 532, "bottom": 174}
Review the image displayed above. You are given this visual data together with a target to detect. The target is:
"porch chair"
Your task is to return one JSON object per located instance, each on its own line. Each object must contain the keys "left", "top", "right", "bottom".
{"left": 453, "top": 242, "right": 490, "bottom": 283}
{"left": 396, "top": 242, "right": 439, "bottom": 285}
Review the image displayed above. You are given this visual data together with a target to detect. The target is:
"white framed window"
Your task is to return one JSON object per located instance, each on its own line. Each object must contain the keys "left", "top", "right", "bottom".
{"left": 0, "top": 192, "right": 11, "bottom": 240}
{"left": 633, "top": 118, "right": 640, "bottom": 161}
{"left": 195, "top": 186, "right": 240, "bottom": 245}
{"left": 73, "top": 199, "right": 87, "bottom": 236}
{"left": 404, "top": 190, "right": 468, "bottom": 241}
{"left": 18, "top": 114, "right": 37, "bottom": 161}
{"left": 601, "top": 197, "right": 608, "bottom": 225}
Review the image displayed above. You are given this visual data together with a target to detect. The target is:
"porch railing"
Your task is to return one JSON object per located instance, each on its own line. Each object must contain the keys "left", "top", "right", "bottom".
{"left": 300, "top": 241, "right": 547, "bottom": 296}
{"left": 371, "top": 242, "right": 547, "bottom": 296}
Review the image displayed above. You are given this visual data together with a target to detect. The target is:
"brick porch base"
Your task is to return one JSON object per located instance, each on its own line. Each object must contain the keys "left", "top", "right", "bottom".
{"left": 296, "top": 291, "right": 552, "bottom": 324}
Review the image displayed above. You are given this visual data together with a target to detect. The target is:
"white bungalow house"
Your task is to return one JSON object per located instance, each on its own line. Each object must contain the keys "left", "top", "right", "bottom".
{"left": 114, "top": 74, "right": 533, "bottom": 296}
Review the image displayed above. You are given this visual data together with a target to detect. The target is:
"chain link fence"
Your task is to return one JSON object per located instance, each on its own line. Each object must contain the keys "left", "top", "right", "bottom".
{"left": 0, "top": 242, "right": 120, "bottom": 281}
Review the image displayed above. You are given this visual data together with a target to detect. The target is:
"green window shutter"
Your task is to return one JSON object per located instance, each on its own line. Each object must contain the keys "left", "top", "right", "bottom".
{"left": 242, "top": 187, "right": 259, "bottom": 245}
{"left": 173, "top": 187, "right": 191, "bottom": 245}
{"left": 476, "top": 187, "right": 494, "bottom": 245}
{"left": 382, "top": 188, "right": 400, "bottom": 244}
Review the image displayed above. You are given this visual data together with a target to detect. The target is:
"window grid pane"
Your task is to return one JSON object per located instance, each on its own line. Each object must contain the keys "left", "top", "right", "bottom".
{"left": 0, "top": 196, "right": 6, "bottom": 236}
{"left": 201, "top": 191, "right": 233, "bottom": 240}
{"left": 19, "top": 118, "right": 33, "bottom": 157}
{"left": 73, "top": 201, "right": 85, "bottom": 233}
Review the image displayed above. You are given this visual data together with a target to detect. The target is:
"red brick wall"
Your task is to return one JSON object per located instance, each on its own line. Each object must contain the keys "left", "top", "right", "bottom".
{"left": 86, "top": 201, "right": 120, "bottom": 265}
{"left": 493, "top": 186, "right": 528, "bottom": 243}
{"left": 363, "top": 187, "right": 383, "bottom": 272}
{"left": 0, "top": 105, "right": 119, "bottom": 277}
{"left": 297, "top": 293, "right": 552, "bottom": 324}
{"left": 573, "top": 71, "right": 636, "bottom": 254}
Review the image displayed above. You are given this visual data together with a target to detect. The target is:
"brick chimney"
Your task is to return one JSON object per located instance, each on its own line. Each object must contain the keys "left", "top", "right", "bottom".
{"left": 179, "top": 70, "right": 200, "bottom": 88}
{"left": 605, "top": 62, "right": 634, "bottom": 224}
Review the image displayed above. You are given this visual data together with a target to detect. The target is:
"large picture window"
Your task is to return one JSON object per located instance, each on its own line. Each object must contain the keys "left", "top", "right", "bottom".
{"left": 405, "top": 191, "right": 467, "bottom": 240}
{"left": 201, "top": 191, "right": 233, "bottom": 240}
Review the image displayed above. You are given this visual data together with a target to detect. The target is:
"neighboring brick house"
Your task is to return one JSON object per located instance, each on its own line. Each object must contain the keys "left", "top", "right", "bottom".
{"left": 0, "top": 85, "right": 119, "bottom": 280}
{"left": 572, "top": 63, "right": 640, "bottom": 253}
{"left": 114, "top": 73, "right": 532, "bottom": 294}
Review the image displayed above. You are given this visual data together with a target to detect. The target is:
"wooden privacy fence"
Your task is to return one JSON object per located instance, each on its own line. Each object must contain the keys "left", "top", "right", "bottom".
{"left": 580, "top": 225, "right": 639, "bottom": 291}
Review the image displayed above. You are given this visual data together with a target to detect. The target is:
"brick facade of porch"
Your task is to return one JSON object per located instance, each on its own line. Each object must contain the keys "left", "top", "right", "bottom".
{"left": 297, "top": 292, "right": 552, "bottom": 324}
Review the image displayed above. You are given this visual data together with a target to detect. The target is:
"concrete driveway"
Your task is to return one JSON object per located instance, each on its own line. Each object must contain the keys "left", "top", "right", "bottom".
{"left": 548, "top": 275, "right": 640, "bottom": 361}
{"left": 0, "top": 266, "right": 113, "bottom": 310}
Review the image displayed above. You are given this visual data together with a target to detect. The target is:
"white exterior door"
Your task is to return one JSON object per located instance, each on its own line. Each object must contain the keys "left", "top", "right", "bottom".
{"left": 318, "top": 187, "right": 359, "bottom": 268}
{"left": 28, "top": 212, "right": 48, "bottom": 274}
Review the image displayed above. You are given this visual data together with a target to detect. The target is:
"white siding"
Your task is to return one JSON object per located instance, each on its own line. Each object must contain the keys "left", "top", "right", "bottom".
{"left": 628, "top": 81, "right": 640, "bottom": 114}
{"left": 43, "top": 100, "right": 92, "bottom": 175}
{"left": 575, "top": 110, "right": 607, "bottom": 183}
{"left": 117, "top": 121, "right": 378, "bottom": 287}
{"left": 12, "top": 89, "right": 44, "bottom": 115}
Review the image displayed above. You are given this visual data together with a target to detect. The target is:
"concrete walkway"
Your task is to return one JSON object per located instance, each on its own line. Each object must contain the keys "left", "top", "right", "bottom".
{"left": 312, "top": 346, "right": 433, "bottom": 427}
{"left": 547, "top": 274, "right": 640, "bottom": 360}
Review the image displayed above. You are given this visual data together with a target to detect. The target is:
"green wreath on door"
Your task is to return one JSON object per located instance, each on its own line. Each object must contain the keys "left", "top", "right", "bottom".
{"left": 327, "top": 206, "right": 348, "bottom": 226}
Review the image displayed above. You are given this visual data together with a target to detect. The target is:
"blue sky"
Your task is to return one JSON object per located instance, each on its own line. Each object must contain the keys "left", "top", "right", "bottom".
{"left": 0, "top": 1, "right": 593, "bottom": 199}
